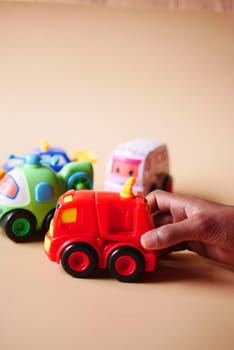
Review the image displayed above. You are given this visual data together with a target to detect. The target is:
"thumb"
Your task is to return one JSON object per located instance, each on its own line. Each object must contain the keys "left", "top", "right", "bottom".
{"left": 141, "top": 217, "right": 199, "bottom": 250}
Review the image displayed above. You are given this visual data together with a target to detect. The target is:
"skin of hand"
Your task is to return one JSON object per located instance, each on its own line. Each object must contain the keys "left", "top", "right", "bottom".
{"left": 141, "top": 190, "right": 234, "bottom": 266}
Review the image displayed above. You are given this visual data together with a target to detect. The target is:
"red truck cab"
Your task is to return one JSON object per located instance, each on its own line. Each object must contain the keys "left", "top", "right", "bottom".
{"left": 44, "top": 178, "right": 158, "bottom": 282}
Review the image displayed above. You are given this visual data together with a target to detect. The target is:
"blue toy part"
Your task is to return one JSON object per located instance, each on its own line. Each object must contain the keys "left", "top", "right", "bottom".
{"left": 8, "top": 153, "right": 41, "bottom": 165}
{"left": 35, "top": 182, "right": 54, "bottom": 203}
{"left": 3, "top": 158, "right": 22, "bottom": 172}
{"left": 40, "top": 155, "right": 59, "bottom": 167}
{"left": 7, "top": 154, "right": 59, "bottom": 168}
{"left": 36, "top": 150, "right": 71, "bottom": 172}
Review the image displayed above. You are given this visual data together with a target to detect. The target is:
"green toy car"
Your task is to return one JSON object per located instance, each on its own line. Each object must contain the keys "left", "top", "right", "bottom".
{"left": 0, "top": 153, "right": 93, "bottom": 242}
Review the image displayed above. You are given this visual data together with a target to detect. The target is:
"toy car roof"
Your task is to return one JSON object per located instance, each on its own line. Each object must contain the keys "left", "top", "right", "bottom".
{"left": 111, "top": 139, "right": 166, "bottom": 161}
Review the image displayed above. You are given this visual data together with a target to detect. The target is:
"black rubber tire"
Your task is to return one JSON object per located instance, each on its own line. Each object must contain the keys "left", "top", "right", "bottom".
{"left": 108, "top": 246, "right": 144, "bottom": 282}
{"left": 3, "top": 209, "right": 36, "bottom": 242}
{"left": 41, "top": 209, "right": 55, "bottom": 236}
{"left": 61, "top": 243, "right": 98, "bottom": 278}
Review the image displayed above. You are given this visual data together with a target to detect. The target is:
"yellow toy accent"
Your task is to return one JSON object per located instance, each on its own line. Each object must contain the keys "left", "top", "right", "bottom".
{"left": 44, "top": 235, "right": 51, "bottom": 253}
{"left": 61, "top": 208, "right": 77, "bottom": 223}
{"left": 40, "top": 139, "right": 49, "bottom": 152}
{"left": 0, "top": 167, "right": 5, "bottom": 179}
{"left": 120, "top": 177, "right": 136, "bottom": 199}
{"left": 49, "top": 219, "right": 54, "bottom": 237}
{"left": 64, "top": 194, "right": 73, "bottom": 203}
{"left": 73, "top": 150, "right": 97, "bottom": 164}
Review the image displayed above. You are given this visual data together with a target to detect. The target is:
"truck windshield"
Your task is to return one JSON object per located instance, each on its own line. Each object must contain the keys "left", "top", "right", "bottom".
{"left": 0, "top": 173, "right": 19, "bottom": 199}
{"left": 0, "top": 169, "right": 28, "bottom": 206}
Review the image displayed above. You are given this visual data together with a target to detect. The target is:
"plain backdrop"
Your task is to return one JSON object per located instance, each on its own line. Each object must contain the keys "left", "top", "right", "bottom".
{"left": 0, "top": 3, "right": 234, "bottom": 350}
{"left": 0, "top": 2, "right": 234, "bottom": 203}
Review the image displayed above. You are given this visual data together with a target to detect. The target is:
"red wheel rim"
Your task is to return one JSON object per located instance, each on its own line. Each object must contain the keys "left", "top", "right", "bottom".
{"left": 115, "top": 255, "right": 137, "bottom": 276}
{"left": 68, "top": 251, "right": 90, "bottom": 272}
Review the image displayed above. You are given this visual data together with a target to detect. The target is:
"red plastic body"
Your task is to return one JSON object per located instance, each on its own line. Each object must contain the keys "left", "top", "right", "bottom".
{"left": 44, "top": 187, "right": 158, "bottom": 281}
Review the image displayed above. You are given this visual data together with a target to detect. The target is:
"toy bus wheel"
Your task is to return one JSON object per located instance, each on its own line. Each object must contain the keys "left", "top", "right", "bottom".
{"left": 73, "top": 177, "right": 92, "bottom": 190}
{"left": 41, "top": 209, "right": 55, "bottom": 235}
{"left": 2, "top": 210, "right": 36, "bottom": 242}
{"left": 67, "top": 172, "right": 92, "bottom": 190}
{"left": 61, "top": 243, "right": 98, "bottom": 278}
{"left": 108, "top": 247, "right": 144, "bottom": 282}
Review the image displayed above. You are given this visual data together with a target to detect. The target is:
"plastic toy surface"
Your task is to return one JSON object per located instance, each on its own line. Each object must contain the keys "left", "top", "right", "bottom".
{"left": 104, "top": 138, "right": 172, "bottom": 196}
{"left": 44, "top": 177, "right": 158, "bottom": 282}
{"left": 0, "top": 167, "right": 5, "bottom": 180}
{"left": 0, "top": 154, "right": 93, "bottom": 242}
{"left": 3, "top": 139, "right": 97, "bottom": 173}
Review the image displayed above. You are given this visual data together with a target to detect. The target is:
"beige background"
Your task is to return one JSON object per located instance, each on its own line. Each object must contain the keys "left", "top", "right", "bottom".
{"left": 0, "top": 2, "right": 234, "bottom": 350}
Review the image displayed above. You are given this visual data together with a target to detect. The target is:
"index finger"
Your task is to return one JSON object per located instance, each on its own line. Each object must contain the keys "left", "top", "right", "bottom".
{"left": 146, "top": 190, "right": 189, "bottom": 215}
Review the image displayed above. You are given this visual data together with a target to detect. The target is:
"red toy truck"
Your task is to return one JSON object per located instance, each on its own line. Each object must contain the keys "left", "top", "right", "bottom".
{"left": 44, "top": 178, "right": 158, "bottom": 282}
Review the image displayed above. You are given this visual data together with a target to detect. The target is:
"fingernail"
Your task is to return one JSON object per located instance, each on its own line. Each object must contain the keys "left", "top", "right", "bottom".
{"left": 141, "top": 232, "right": 156, "bottom": 249}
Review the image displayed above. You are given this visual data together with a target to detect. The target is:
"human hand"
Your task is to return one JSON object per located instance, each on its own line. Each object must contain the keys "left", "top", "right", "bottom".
{"left": 141, "top": 190, "right": 234, "bottom": 266}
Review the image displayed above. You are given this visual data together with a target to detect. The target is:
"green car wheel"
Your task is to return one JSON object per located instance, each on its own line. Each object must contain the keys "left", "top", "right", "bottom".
{"left": 3, "top": 209, "right": 36, "bottom": 242}
{"left": 67, "top": 172, "right": 93, "bottom": 190}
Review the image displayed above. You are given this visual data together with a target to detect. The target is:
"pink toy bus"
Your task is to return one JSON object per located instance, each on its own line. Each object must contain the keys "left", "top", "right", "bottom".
{"left": 104, "top": 139, "right": 172, "bottom": 195}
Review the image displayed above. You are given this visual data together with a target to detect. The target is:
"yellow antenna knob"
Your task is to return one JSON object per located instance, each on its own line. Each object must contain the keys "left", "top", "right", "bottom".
{"left": 120, "top": 177, "right": 136, "bottom": 199}
{"left": 40, "top": 139, "right": 49, "bottom": 152}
